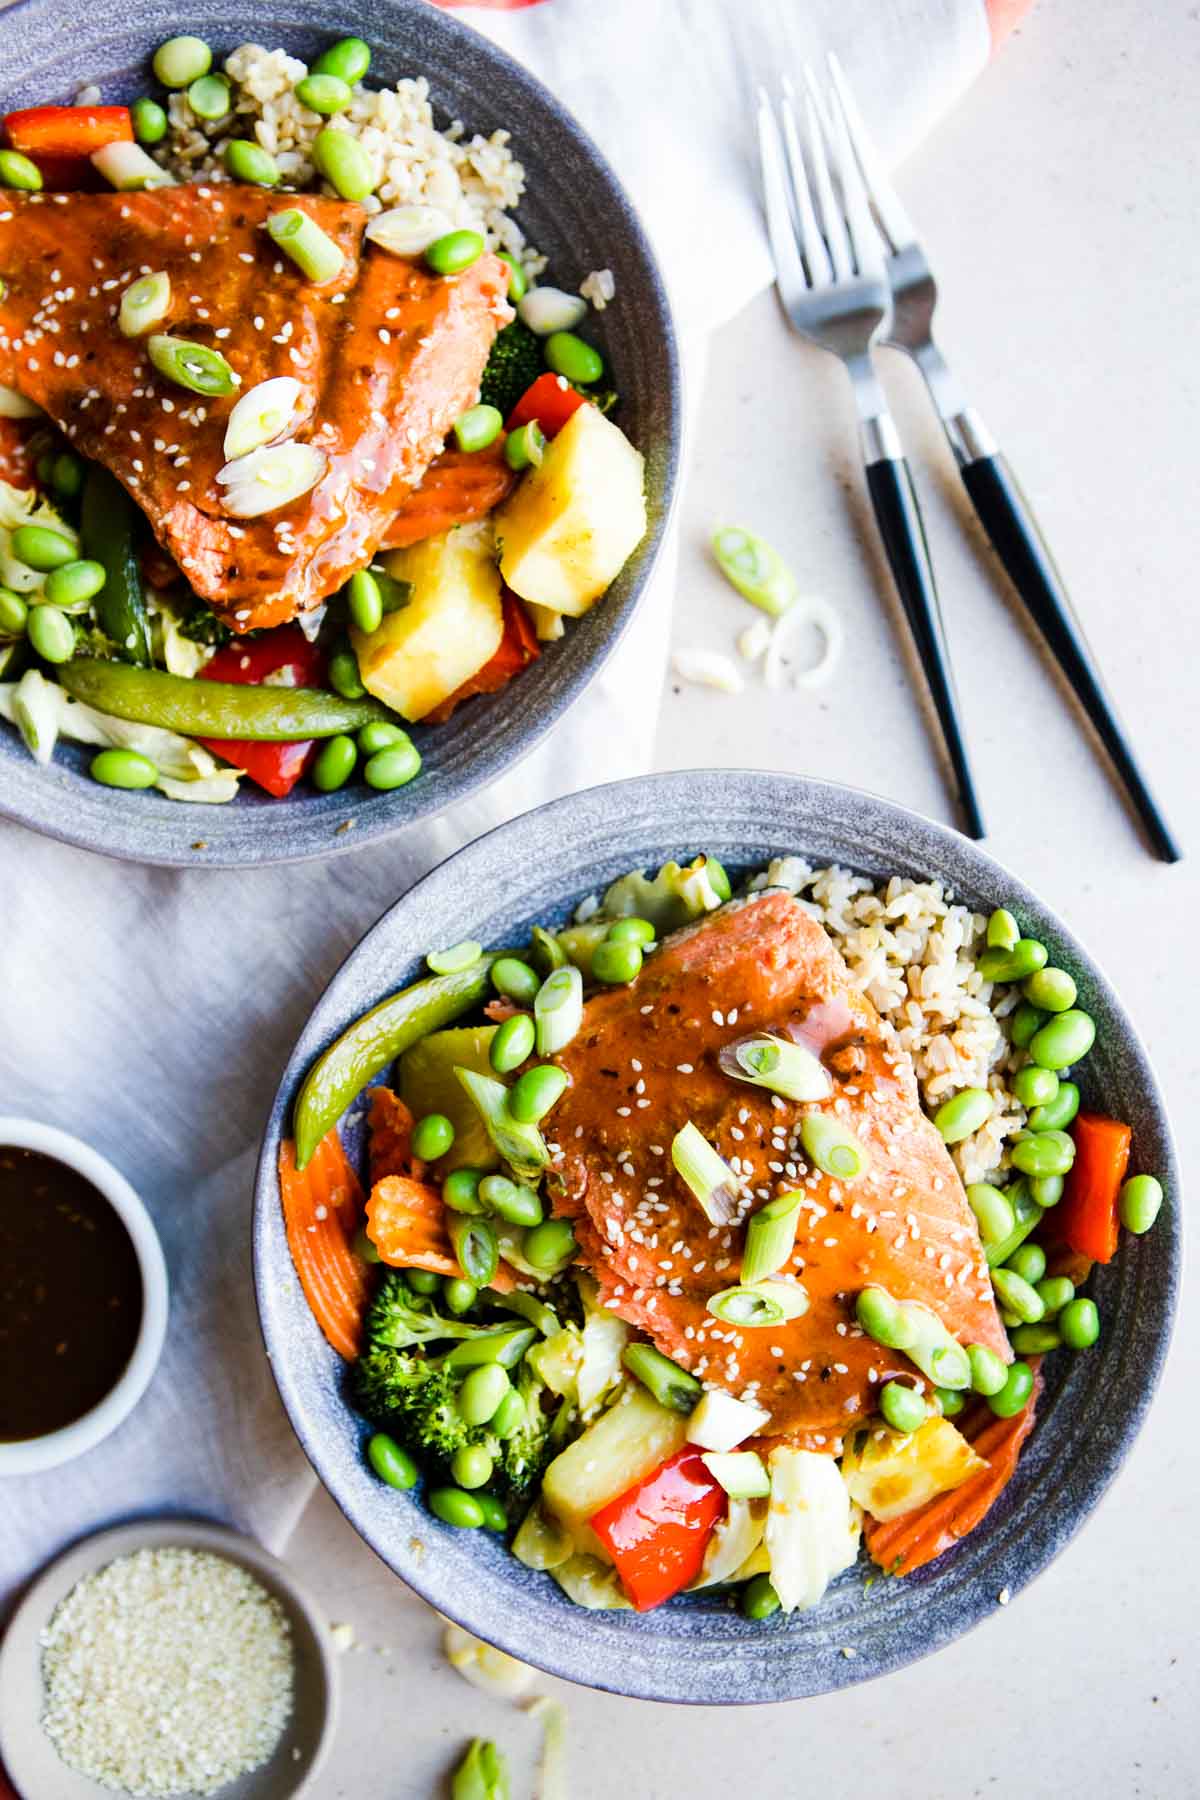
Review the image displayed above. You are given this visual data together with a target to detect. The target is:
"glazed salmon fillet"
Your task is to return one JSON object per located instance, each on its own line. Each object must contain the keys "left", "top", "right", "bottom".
{"left": 0, "top": 185, "right": 511, "bottom": 631}
{"left": 548, "top": 892, "right": 1010, "bottom": 1449}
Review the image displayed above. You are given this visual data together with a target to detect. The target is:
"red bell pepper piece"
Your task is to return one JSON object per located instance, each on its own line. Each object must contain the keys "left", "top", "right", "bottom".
{"left": 4, "top": 105, "right": 132, "bottom": 191}
{"left": 505, "top": 372, "right": 587, "bottom": 439}
{"left": 198, "top": 625, "right": 324, "bottom": 799}
{"left": 589, "top": 1447, "right": 726, "bottom": 1612}
{"left": 1056, "top": 1111, "right": 1132, "bottom": 1264}
{"left": 423, "top": 589, "right": 540, "bottom": 724}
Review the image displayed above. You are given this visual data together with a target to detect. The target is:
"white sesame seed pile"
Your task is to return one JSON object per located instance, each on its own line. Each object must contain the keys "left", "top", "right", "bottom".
{"left": 40, "top": 1547, "right": 294, "bottom": 1797}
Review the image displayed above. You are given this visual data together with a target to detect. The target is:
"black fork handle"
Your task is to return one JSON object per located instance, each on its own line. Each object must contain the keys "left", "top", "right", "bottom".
{"left": 960, "top": 450, "right": 1181, "bottom": 862}
{"left": 865, "top": 449, "right": 986, "bottom": 840}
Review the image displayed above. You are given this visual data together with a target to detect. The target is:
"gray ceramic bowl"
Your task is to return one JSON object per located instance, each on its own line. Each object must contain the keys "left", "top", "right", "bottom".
{"left": 253, "top": 771, "right": 1179, "bottom": 1703}
{"left": 0, "top": 0, "right": 679, "bottom": 867}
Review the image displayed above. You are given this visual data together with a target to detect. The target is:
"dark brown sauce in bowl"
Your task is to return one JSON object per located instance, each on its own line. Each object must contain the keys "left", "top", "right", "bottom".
{"left": 0, "top": 1146, "right": 143, "bottom": 1441}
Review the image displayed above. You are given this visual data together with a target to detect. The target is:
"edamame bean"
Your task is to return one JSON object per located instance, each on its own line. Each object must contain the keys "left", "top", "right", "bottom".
{"left": 351, "top": 1227, "right": 380, "bottom": 1264}
{"left": 0, "top": 588, "right": 27, "bottom": 636}
{"left": 429, "top": 1485, "right": 486, "bottom": 1527}
{"left": 356, "top": 719, "right": 406, "bottom": 756}
{"left": 490, "top": 1011, "right": 535, "bottom": 1072}
{"left": 1028, "top": 1081, "right": 1080, "bottom": 1134}
{"left": 1058, "top": 1296, "right": 1100, "bottom": 1349}
{"left": 1035, "top": 1276, "right": 1074, "bottom": 1317}
{"left": 187, "top": 74, "right": 231, "bottom": 121}
{"left": 855, "top": 1286, "right": 915, "bottom": 1350}
{"left": 328, "top": 646, "right": 365, "bottom": 698}
{"left": 497, "top": 252, "right": 527, "bottom": 302}
{"left": 607, "top": 917, "right": 656, "bottom": 946}
{"left": 1010, "top": 1322, "right": 1062, "bottom": 1354}
{"left": 0, "top": 150, "right": 42, "bottom": 192}
{"left": 312, "top": 36, "right": 372, "bottom": 84}
{"left": 988, "top": 1360, "right": 1035, "bottom": 1417}
{"left": 346, "top": 568, "right": 383, "bottom": 634}
{"left": 90, "top": 747, "right": 157, "bottom": 790}
{"left": 986, "top": 908, "right": 1020, "bottom": 951}
{"left": 153, "top": 34, "right": 213, "bottom": 87}
{"left": 544, "top": 330, "right": 604, "bottom": 385}
{"left": 412, "top": 1112, "right": 455, "bottom": 1161}
{"left": 1023, "top": 966, "right": 1078, "bottom": 1013}
{"left": 1030, "top": 1173, "right": 1064, "bottom": 1208}
{"left": 1006, "top": 1243, "right": 1046, "bottom": 1286}
{"left": 966, "top": 1182, "right": 1016, "bottom": 1247}
{"left": 458, "top": 1362, "right": 511, "bottom": 1426}
{"left": 311, "top": 734, "right": 357, "bottom": 791}
{"left": 1119, "top": 1173, "right": 1165, "bottom": 1235}
{"left": 364, "top": 738, "right": 421, "bottom": 790}
{"left": 801, "top": 1113, "right": 868, "bottom": 1180}
{"left": 425, "top": 229, "right": 485, "bottom": 275}
{"left": 443, "top": 1169, "right": 485, "bottom": 1215}
{"left": 131, "top": 97, "right": 168, "bottom": 144}
{"left": 935, "top": 1386, "right": 965, "bottom": 1417}
{"left": 591, "top": 938, "right": 643, "bottom": 985}
{"left": 1029, "top": 1009, "right": 1096, "bottom": 1072}
{"left": 368, "top": 1431, "right": 419, "bottom": 1490}
{"left": 296, "top": 73, "right": 352, "bottom": 114}
{"left": 967, "top": 1343, "right": 1008, "bottom": 1396}
{"left": 1012, "top": 1065, "right": 1059, "bottom": 1110}
{"left": 1011, "top": 1129, "right": 1076, "bottom": 1179}
{"left": 491, "top": 957, "right": 541, "bottom": 1005}
{"left": 742, "top": 1574, "right": 781, "bottom": 1620}
{"left": 991, "top": 1266, "right": 1044, "bottom": 1323}
{"left": 12, "top": 524, "right": 75, "bottom": 570}
{"left": 224, "top": 138, "right": 280, "bottom": 185}
{"left": 523, "top": 1217, "right": 576, "bottom": 1271}
{"left": 509, "top": 1064, "right": 568, "bottom": 1124}
{"left": 28, "top": 604, "right": 74, "bottom": 663}
{"left": 312, "top": 126, "right": 376, "bottom": 201}
{"left": 490, "top": 1388, "right": 525, "bottom": 1439}
{"left": 1011, "top": 1002, "right": 1046, "bottom": 1049}
{"left": 978, "top": 939, "right": 1048, "bottom": 984}
{"left": 476, "top": 1493, "right": 507, "bottom": 1532}
{"left": 51, "top": 452, "right": 84, "bottom": 498}
{"left": 453, "top": 404, "right": 503, "bottom": 454}
{"left": 443, "top": 1278, "right": 478, "bottom": 1315}
{"left": 407, "top": 1269, "right": 440, "bottom": 1295}
{"left": 880, "top": 1381, "right": 927, "bottom": 1434}
{"left": 933, "top": 1086, "right": 994, "bottom": 1144}
{"left": 451, "top": 1445, "right": 494, "bottom": 1490}
{"left": 479, "top": 1174, "right": 542, "bottom": 1228}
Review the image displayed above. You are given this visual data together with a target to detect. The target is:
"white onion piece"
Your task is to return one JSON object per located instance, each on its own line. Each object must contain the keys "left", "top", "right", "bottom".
{"left": 671, "top": 647, "right": 745, "bottom": 694}
{"left": 223, "top": 376, "right": 305, "bottom": 460}
{"left": 217, "top": 442, "right": 327, "bottom": 517}
{"left": 365, "top": 204, "right": 453, "bottom": 256}
{"left": 518, "top": 286, "right": 588, "bottom": 336}
{"left": 91, "top": 142, "right": 175, "bottom": 191}
{"left": 0, "top": 385, "right": 43, "bottom": 420}
{"left": 737, "top": 617, "right": 773, "bottom": 663}
{"left": 765, "top": 595, "right": 843, "bottom": 691}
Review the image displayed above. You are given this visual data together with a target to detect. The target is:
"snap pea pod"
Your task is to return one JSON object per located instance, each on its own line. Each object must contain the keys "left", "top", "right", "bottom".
{"left": 57, "top": 658, "right": 391, "bottom": 740}
{"left": 80, "top": 466, "right": 152, "bottom": 666}
{"left": 294, "top": 954, "right": 503, "bottom": 1167}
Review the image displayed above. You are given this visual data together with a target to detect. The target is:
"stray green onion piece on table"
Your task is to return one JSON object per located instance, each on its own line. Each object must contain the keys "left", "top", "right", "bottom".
{"left": 711, "top": 524, "right": 798, "bottom": 617}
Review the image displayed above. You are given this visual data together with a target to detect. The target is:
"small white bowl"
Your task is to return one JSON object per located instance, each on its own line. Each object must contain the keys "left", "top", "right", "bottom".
{"left": 0, "top": 1118, "right": 168, "bottom": 1476}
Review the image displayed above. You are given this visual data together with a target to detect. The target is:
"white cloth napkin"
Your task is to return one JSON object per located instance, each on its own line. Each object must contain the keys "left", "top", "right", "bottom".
{"left": 0, "top": 0, "right": 997, "bottom": 1607}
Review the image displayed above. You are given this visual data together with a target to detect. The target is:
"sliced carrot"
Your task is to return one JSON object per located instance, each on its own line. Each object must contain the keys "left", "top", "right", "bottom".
{"left": 368, "top": 1086, "right": 423, "bottom": 1185}
{"left": 423, "top": 589, "right": 540, "bottom": 724}
{"left": 1056, "top": 1112, "right": 1132, "bottom": 1264}
{"left": 278, "top": 1131, "right": 372, "bottom": 1360}
{"left": 381, "top": 438, "right": 517, "bottom": 550}
{"left": 366, "top": 1174, "right": 516, "bottom": 1291}
{"left": 483, "top": 996, "right": 519, "bottom": 1023}
{"left": 864, "top": 1364, "right": 1044, "bottom": 1576}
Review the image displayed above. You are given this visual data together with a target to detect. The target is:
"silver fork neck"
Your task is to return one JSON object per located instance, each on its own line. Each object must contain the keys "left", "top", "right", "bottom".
{"left": 860, "top": 413, "right": 904, "bottom": 465}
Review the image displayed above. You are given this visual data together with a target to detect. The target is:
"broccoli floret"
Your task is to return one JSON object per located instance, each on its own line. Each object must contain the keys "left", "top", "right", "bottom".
{"left": 366, "top": 1271, "right": 507, "bottom": 1351}
{"left": 355, "top": 1346, "right": 481, "bottom": 1464}
{"left": 178, "top": 601, "right": 231, "bottom": 647}
{"left": 479, "top": 321, "right": 544, "bottom": 418}
{"left": 488, "top": 1361, "right": 561, "bottom": 1506}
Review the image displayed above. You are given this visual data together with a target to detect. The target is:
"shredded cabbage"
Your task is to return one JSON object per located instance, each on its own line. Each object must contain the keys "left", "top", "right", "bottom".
{"left": 600, "top": 856, "right": 725, "bottom": 933}
{"left": 527, "top": 1697, "right": 569, "bottom": 1800}
{"left": 764, "top": 1447, "right": 861, "bottom": 1613}
{"left": 0, "top": 481, "right": 78, "bottom": 598}
{"left": 443, "top": 1623, "right": 537, "bottom": 1699}
{"left": 576, "top": 1275, "right": 629, "bottom": 1417}
{"left": 688, "top": 1498, "right": 768, "bottom": 1591}
{"left": 550, "top": 1555, "right": 631, "bottom": 1611}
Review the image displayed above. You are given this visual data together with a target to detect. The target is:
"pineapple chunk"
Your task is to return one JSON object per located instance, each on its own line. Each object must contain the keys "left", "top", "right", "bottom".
{"left": 841, "top": 1417, "right": 986, "bottom": 1524}
{"left": 398, "top": 1025, "right": 499, "bottom": 1173}
{"left": 496, "top": 404, "right": 647, "bottom": 616}
{"left": 351, "top": 520, "right": 503, "bottom": 721}
{"left": 542, "top": 1384, "right": 688, "bottom": 1548}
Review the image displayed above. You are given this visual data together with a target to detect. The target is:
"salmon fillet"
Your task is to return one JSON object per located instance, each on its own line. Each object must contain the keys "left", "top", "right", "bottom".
{"left": 0, "top": 185, "right": 511, "bottom": 631}
{"left": 548, "top": 892, "right": 1010, "bottom": 1450}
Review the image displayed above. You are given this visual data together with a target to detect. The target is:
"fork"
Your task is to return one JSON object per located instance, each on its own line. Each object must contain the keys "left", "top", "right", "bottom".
{"left": 757, "top": 82, "right": 985, "bottom": 840}
{"left": 827, "top": 53, "right": 1180, "bottom": 863}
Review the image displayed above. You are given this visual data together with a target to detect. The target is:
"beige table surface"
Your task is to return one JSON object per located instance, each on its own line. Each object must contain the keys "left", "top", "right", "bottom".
{"left": 286, "top": 2, "right": 1200, "bottom": 1793}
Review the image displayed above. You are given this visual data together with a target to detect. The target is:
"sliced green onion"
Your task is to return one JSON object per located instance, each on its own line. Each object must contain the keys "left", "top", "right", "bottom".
{"left": 856, "top": 1287, "right": 971, "bottom": 1389}
{"left": 0, "top": 150, "right": 43, "bottom": 192}
{"left": 711, "top": 525, "right": 798, "bottom": 618}
{"left": 223, "top": 376, "right": 305, "bottom": 461}
{"left": 505, "top": 421, "right": 545, "bottom": 473}
{"left": 267, "top": 207, "right": 346, "bottom": 284}
{"left": 672, "top": 1121, "right": 741, "bottom": 1226}
{"left": 534, "top": 964, "right": 583, "bottom": 1056}
{"left": 454, "top": 1067, "right": 548, "bottom": 1181}
{"left": 0, "top": 386, "right": 42, "bottom": 420}
{"left": 621, "top": 1342, "right": 702, "bottom": 1414}
{"left": 91, "top": 142, "right": 174, "bottom": 192}
{"left": 428, "top": 940, "right": 484, "bottom": 975}
{"left": 216, "top": 443, "right": 327, "bottom": 518}
{"left": 530, "top": 924, "right": 567, "bottom": 974}
{"left": 148, "top": 334, "right": 238, "bottom": 397}
{"left": 740, "top": 1190, "right": 803, "bottom": 1285}
{"left": 706, "top": 1279, "right": 809, "bottom": 1328}
{"left": 800, "top": 1112, "right": 868, "bottom": 1181}
{"left": 364, "top": 203, "right": 452, "bottom": 256}
{"left": 700, "top": 1450, "right": 771, "bottom": 1500}
{"left": 453, "top": 404, "right": 503, "bottom": 455}
{"left": 718, "top": 1033, "right": 832, "bottom": 1103}
{"left": 446, "top": 1215, "right": 500, "bottom": 1291}
{"left": 118, "top": 271, "right": 171, "bottom": 338}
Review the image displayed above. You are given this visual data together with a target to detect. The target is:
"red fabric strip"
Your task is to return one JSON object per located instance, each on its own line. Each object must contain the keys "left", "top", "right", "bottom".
{"left": 986, "top": 0, "right": 1036, "bottom": 48}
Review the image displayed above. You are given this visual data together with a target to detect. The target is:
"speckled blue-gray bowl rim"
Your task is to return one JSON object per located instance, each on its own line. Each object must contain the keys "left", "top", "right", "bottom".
{"left": 253, "top": 770, "right": 1180, "bottom": 1704}
{"left": 0, "top": 0, "right": 681, "bottom": 869}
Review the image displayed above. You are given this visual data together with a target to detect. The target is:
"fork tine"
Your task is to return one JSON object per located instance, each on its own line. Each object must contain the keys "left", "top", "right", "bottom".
{"left": 756, "top": 88, "right": 810, "bottom": 302}
{"left": 779, "top": 78, "right": 832, "bottom": 288}
{"left": 799, "top": 72, "right": 852, "bottom": 283}
{"left": 823, "top": 73, "right": 887, "bottom": 282}
{"left": 826, "top": 51, "right": 916, "bottom": 254}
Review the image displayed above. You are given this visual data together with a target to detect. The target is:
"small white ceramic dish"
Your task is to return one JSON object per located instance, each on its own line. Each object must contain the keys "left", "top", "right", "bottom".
{"left": 0, "top": 1118, "right": 169, "bottom": 1476}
